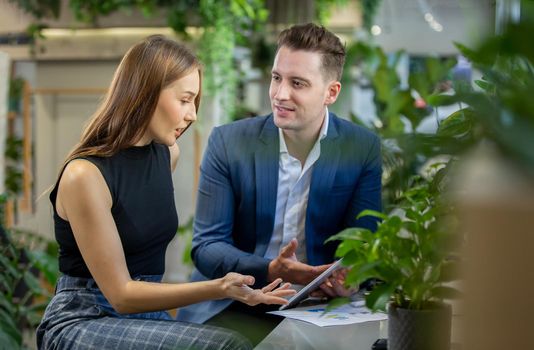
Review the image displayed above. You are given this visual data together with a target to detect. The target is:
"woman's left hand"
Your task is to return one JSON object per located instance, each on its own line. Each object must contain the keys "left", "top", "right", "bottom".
{"left": 220, "top": 272, "right": 296, "bottom": 306}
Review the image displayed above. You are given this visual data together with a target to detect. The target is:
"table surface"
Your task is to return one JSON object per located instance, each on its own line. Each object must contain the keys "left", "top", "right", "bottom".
{"left": 256, "top": 308, "right": 461, "bottom": 350}
{"left": 255, "top": 317, "right": 388, "bottom": 350}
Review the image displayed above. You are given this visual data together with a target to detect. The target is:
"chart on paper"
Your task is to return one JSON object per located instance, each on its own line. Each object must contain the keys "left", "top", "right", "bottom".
{"left": 268, "top": 300, "right": 387, "bottom": 327}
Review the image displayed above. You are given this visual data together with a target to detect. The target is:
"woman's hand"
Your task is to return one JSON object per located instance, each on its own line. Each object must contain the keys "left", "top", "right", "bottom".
{"left": 220, "top": 272, "right": 296, "bottom": 306}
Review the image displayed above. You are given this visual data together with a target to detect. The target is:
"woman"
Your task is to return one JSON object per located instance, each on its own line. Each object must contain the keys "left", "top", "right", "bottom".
{"left": 36, "top": 35, "right": 294, "bottom": 350}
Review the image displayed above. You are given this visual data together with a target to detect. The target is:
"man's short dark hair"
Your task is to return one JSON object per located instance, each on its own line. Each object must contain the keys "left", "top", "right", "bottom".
{"left": 277, "top": 23, "right": 346, "bottom": 81}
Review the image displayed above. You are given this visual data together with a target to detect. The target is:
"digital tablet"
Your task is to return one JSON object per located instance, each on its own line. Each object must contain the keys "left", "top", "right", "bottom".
{"left": 279, "top": 259, "right": 343, "bottom": 311}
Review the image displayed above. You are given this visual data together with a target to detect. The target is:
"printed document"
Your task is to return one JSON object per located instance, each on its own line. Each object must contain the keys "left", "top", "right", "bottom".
{"left": 268, "top": 300, "right": 387, "bottom": 327}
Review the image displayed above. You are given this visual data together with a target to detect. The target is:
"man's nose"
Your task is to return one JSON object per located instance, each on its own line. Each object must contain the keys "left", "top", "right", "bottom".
{"left": 274, "top": 82, "right": 290, "bottom": 100}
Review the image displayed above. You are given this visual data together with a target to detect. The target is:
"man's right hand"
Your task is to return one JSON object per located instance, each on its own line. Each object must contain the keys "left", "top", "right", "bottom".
{"left": 267, "top": 238, "right": 331, "bottom": 285}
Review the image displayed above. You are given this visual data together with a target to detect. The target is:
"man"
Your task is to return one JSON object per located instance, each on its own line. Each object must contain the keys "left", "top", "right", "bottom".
{"left": 177, "top": 23, "right": 382, "bottom": 343}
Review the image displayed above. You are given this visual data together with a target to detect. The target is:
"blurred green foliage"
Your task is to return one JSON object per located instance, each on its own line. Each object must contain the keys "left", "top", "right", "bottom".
{"left": 1, "top": 196, "right": 59, "bottom": 350}
{"left": 330, "top": 2, "right": 534, "bottom": 313}
{"left": 344, "top": 42, "right": 459, "bottom": 208}
{"left": 429, "top": 2, "right": 534, "bottom": 175}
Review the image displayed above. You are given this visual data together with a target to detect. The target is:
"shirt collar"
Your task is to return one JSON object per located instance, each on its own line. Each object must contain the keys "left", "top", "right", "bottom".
{"left": 279, "top": 107, "right": 329, "bottom": 154}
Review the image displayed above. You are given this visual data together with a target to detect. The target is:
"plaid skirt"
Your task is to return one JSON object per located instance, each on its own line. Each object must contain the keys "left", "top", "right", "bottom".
{"left": 36, "top": 275, "right": 251, "bottom": 350}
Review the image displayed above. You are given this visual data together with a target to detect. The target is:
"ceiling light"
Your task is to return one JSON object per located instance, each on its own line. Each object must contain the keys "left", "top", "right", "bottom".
{"left": 371, "top": 25, "right": 382, "bottom": 36}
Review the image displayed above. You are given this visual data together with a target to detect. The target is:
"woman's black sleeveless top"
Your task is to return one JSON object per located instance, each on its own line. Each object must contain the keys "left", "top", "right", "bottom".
{"left": 50, "top": 142, "right": 178, "bottom": 278}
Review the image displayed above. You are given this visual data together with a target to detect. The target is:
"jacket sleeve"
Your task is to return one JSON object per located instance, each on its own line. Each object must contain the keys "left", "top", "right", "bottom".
{"left": 191, "top": 127, "right": 271, "bottom": 287}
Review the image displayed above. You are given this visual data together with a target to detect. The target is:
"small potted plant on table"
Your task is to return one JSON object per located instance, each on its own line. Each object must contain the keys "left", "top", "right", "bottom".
{"left": 329, "top": 173, "right": 460, "bottom": 350}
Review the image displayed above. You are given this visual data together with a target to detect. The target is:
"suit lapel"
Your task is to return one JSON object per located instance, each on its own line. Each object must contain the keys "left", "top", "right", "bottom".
{"left": 254, "top": 116, "right": 279, "bottom": 256}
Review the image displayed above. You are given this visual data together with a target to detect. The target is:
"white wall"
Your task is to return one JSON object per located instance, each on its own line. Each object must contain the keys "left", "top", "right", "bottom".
{"left": 373, "top": 0, "right": 494, "bottom": 55}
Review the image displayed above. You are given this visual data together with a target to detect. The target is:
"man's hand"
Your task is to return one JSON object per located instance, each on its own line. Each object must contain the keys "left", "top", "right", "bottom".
{"left": 220, "top": 272, "right": 296, "bottom": 306}
{"left": 267, "top": 238, "right": 331, "bottom": 285}
{"left": 310, "top": 268, "right": 358, "bottom": 298}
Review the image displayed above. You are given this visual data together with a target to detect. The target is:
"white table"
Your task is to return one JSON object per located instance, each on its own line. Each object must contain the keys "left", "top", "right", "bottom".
{"left": 256, "top": 309, "right": 461, "bottom": 350}
{"left": 256, "top": 317, "right": 388, "bottom": 350}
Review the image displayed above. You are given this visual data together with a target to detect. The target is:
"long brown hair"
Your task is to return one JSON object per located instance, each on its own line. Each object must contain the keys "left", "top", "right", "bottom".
{"left": 64, "top": 35, "right": 202, "bottom": 166}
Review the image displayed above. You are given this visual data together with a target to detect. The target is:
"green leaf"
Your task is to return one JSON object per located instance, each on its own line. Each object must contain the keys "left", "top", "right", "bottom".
{"left": 437, "top": 108, "right": 475, "bottom": 138}
{"left": 427, "top": 93, "right": 459, "bottom": 107}
{"left": 357, "top": 209, "right": 387, "bottom": 221}
{"left": 334, "top": 240, "right": 364, "bottom": 257}
{"left": 474, "top": 79, "right": 494, "bottom": 93}
{"left": 23, "top": 271, "right": 42, "bottom": 294}
{"left": 326, "top": 227, "right": 372, "bottom": 243}
{"left": 344, "top": 261, "right": 381, "bottom": 286}
{"left": 0, "top": 310, "right": 21, "bottom": 345}
{"left": 365, "top": 283, "right": 395, "bottom": 312}
{"left": 28, "top": 250, "right": 59, "bottom": 285}
{"left": 454, "top": 42, "right": 482, "bottom": 64}
{"left": 0, "top": 328, "right": 21, "bottom": 350}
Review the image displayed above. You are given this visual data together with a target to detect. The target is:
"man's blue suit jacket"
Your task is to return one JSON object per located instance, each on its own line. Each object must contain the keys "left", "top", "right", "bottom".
{"left": 177, "top": 113, "right": 382, "bottom": 324}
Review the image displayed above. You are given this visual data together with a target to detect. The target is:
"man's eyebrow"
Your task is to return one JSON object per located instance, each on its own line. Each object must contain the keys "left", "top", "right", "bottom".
{"left": 270, "top": 70, "right": 311, "bottom": 84}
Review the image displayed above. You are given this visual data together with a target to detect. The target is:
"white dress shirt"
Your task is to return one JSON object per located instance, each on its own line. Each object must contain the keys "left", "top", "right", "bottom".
{"left": 264, "top": 109, "right": 329, "bottom": 263}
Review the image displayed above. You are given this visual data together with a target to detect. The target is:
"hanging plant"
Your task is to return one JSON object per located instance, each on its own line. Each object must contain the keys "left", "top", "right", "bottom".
{"left": 11, "top": 0, "right": 268, "bottom": 122}
{"left": 360, "top": 0, "right": 383, "bottom": 31}
{"left": 315, "top": 0, "right": 350, "bottom": 25}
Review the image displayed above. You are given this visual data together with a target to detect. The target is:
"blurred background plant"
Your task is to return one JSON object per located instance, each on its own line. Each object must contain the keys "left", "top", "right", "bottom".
{"left": 9, "top": 0, "right": 269, "bottom": 122}
{"left": 1, "top": 194, "right": 59, "bottom": 350}
{"left": 429, "top": 1, "right": 534, "bottom": 175}
{"left": 5, "top": 78, "right": 25, "bottom": 199}
{"left": 342, "top": 41, "right": 462, "bottom": 209}
{"left": 329, "top": 0, "right": 534, "bottom": 320}
{"left": 176, "top": 217, "right": 194, "bottom": 267}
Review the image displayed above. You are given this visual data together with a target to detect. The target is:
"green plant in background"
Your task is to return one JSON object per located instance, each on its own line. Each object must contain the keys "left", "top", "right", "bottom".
{"left": 343, "top": 41, "right": 460, "bottom": 208}
{"left": 197, "top": 0, "right": 268, "bottom": 121}
{"left": 328, "top": 0, "right": 534, "bottom": 318}
{"left": 11, "top": 0, "right": 268, "bottom": 123}
{"left": 5, "top": 78, "right": 26, "bottom": 199}
{"left": 328, "top": 169, "right": 461, "bottom": 311}
{"left": 1, "top": 197, "right": 59, "bottom": 349}
{"left": 315, "top": 0, "right": 349, "bottom": 24}
{"left": 429, "top": 2, "right": 534, "bottom": 175}
{"left": 176, "top": 217, "right": 194, "bottom": 266}
{"left": 360, "top": 0, "right": 383, "bottom": 31}
{"left": 4, "top": 136, "right": 23, "bottom": 196}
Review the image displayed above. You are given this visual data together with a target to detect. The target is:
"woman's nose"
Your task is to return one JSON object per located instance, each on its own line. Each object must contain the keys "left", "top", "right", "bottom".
{"left": 186, "top": 108, "right": 197, "bottom": 122}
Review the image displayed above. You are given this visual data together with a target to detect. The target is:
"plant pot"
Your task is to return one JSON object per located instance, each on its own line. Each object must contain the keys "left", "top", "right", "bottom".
{"left": 388, "top": 302, "right": 452, "bottom": 350}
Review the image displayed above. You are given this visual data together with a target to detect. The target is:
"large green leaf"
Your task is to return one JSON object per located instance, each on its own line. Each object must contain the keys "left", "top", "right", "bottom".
{"left": 357, "top": 209, "right": 387, "bottom": 221}
{"left": 0, "top": 310, "right": 21, "bottom": 345}
{"left": 437, "top": 108, "right": 475, "bottom": 138}
{"left": 365, "top": 283, "right": 395, "bottom": 312}
{"left": 23, "top": 271, "right": 42, "bottom": 294}
{"left": 0, "top": 328, "right": 21, "bottom": 350}
{"left": 28, "top": 250, "right": 59, "bottom": 285}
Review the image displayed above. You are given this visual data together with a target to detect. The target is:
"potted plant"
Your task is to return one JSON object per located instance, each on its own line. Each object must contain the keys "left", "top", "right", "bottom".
{"left": 328, "top": 171, "right": 461, "bottom": 350}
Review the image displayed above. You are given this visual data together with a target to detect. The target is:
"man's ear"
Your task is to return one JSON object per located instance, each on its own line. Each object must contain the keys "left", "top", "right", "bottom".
{"left": 325, "top": 81, "right": 342, "bottom": 105}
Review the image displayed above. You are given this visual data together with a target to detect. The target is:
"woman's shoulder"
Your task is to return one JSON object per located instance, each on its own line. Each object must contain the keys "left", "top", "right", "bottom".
{"left": 60, "top": 159, "right": 105, "bottom": 192}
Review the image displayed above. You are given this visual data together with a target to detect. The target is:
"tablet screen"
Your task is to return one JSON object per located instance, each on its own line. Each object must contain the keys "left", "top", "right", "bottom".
{"left": 279, "top": 259, "right": 343, "bottom": 310}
